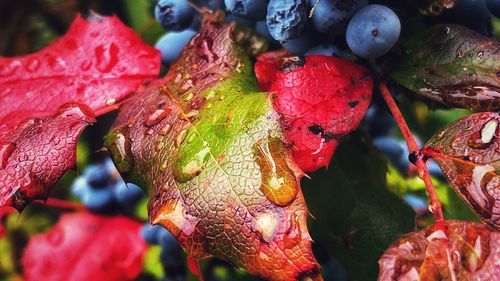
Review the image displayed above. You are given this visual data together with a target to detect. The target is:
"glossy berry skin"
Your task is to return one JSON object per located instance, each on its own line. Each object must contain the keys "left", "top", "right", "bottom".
{"left": 266, "top": 0, "right": 308, "bottom": 42}
{"left": 114, "top": 183, "right": 145, "bottom": 205}
{"left": 306, "top": 44, "right": 347, "bottom": 58}
{"left": 346, "top": 4, "right": 400, "bottom": 59}
{"left": 282, "top": 31, "right": 321, "bottom": 55}
{"left": 224, "top": 0, "right": 268, "bottom": 20}
{"left": 80, "top": 188, "right": 115, "bottom": 211}
{"left": 310, "top": 0, "right": 367, "bottom": 34}
{"left": 155, "top": 29, "right": 197, "bottom": 65}
{"left": 487, "top": 0, "right": 500, "bottom": 17}
{"left": 155, "top": 0, "right": 195, "bottom": 31}
{"left": 442, "top": 0, "right": 492, "bottom": 35}
{"left": 140, "top": 224, "right": 164, "bottom": 244}
{"left": 255, "top": 21, "right": 278, "bottom": 45}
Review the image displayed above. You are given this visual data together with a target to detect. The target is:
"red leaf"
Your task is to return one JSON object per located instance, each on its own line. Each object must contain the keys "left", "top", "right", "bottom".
{"left": 22, "top": 212, "right": 146, "bottom": 281}
{"left": 0, "top": 12, "right": 160, "bottom": 128}
{"left": 0, "top": 12, "right": 160, "bottom": 210}
{"left": 255, "top": 53, "right": 373, "bottom": 172}
{"left": 379, "top": 220, "right": 500, "bottom": 280}
{"left": 0, "top": 105, "right": 94, "bottom": 210}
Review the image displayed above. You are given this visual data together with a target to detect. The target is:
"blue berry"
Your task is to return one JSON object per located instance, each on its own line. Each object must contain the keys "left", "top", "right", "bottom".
{"left": 114, "top": 183, "right": 145, "bottom": 205}
{"left": 310, "top": 0, "right": 367, "bottom": 34}
{"left": 346, "top": 4, "right": 400, "bottom": 59}
{"left": 225, "top": 14, "right": 256, "bottom": 28}
{"left": 255, "top": 21, "right": 279, "bottom": 45}
{"left": 140, "top": 224, "right": 164, "bottom": 244}
{"left": 305, "top": 44, "right": 347, "bottom": 58}
{"left": 427, "top": 159, "right": 445, "bottom": 181}
{"left": 155, "top": 0, "right": 195, "bottom": 31}
{"left": 158, "top": 228, "right": 181, "bottom": 255}
{"left": 81, "top": 187, "right": 115, "bottom": 211}
{"left": 281, "top": 31, "right": 321, "bottom": 55}
{"left": 84, "top": 161, "right": 115, "bottom": 188}
{"left": 373, "top": 136, "right": 409, "bottom": 175}
{"left": 487, "top": 0, "right": 500, "bottom": 17}
{"left": 363, "top": 104, "right": 395, "bottom": 137}
{"left": 224, "top": 0, "right": 268, "bottom": 20}
{"left": 155, "top": 29, "right": 197, "bottom": 65}
{"left": 402, "top": 194, "right": 428, "bottom": 214}
{"left": 266, "top": 0, "right": 308, "bottom": 42}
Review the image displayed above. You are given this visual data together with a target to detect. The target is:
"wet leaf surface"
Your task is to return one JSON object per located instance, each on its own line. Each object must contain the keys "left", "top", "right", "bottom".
{"left": 392, "top": 25, "right": 500, "bottom": 112}
{"left": 105, "top": 13, "right": 320, "bottom": 281}
{"left": 379, "top": 220, "right": 500, "bottom": 280}
{"left": 21, "top": 212, "right": 146, "bottom": 281}
{"left": 0, "top": 105, "right": 94, "bottom": 210}
{"left": 255, "top": 52, "right": 373, "bottom": 173}
{"left": 0, "top": 12, "right": 160, "bottom": 128}
{"left": 422, "top": 112, "right": 500, "bottom": 230}
{"left": 0, "top": 12, "right": 159, "bottom": 210}
{"left": 302, "top": 132, "right": 415, "bottom": 281}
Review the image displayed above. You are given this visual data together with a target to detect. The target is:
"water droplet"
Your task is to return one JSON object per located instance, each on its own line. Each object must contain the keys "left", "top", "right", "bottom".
{"left": 185, "top": 110, "right": 199, "bottom": 119}
{"left": 160, "top": 161, "right": 168, "bottom": 172}
{"left": 106, "top": 98, "right": 116, "bottom": 106}
{"left": 108, "top": 130, "right": 134, "bottom": 173}
{"left": 146, "top": 128, "right": 154, "bottom": 135}
{"left": 254, "top": 210, "right": 279, "bottom": 243}
{"left": 145, "top": 107, "right": 170, "bottom": 127}
{"left": 25, "top": 58, "right": 40, "bottom": 72}
{"left": 94, "top": 43, "right": 119, "bottom": 73}
{"left": 159, "top": 124, "right": 172, "bottom": 136}
{"left": 183, "top": 92, "right": 194, "bottom": 101}
{"left": 155, "top": 141, "right": 165, "bottom": 151}
{"left": 175, "top": 129, "right": 188, "bottom": 147}
{"left": 480, "top": 119, "right": 497, "bottom": 144}
{"left": 153, "top": 199, "right": 199, "bottom": 237}
{"left": 0, "top": 61, "right": 21, "bottom": 77}
{"left": 254, "top": 138, "right": 298, "bottom": 206}
{"left": 455, "top": 50, "right": 463, "bottom": 58}
{"left": 476, "top": 51, "right": 484, "bottom": 60}
{"left": 0, "top": 142, "right": 16, "bottom": 169}
{"left": 174, "top": 147, "right": 210, "bottom": 182}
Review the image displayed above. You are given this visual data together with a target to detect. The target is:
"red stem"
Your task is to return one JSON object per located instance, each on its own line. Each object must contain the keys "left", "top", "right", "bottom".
{"left": 34, "top": 198, "right": 85, "bottom": 211}
{"left": 377, "top": 82, "right": 444, "bottom": 223}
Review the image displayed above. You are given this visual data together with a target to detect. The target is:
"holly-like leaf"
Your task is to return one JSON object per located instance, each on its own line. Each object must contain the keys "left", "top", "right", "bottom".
{"left": 392, "top": 25, "right": 500, "bottom": 112}
{"left": 379, "top": 220, "right": 500, "bottom": 280}
{"left": 0, "top": 105, "right": 94, "bottom": 210}
{"left": 0, "top": 12, "right": 160, "bottom": 128}
{"left": 105, "top": 13, "right": 320, "bottom": 281}
{"left": 21, "top": 212, "right": 146, "bottom": 281}
{"left": 0, "top": 12, "right": 160, "bottom": 210}
{"left": 254, "top": 52, "right": 373, "bottom": 173}
{"left": 302, "top": 132, "right": 415, "bottom": 281}
{"left": 422, "top": 112, "right": 499, "bottom": 230}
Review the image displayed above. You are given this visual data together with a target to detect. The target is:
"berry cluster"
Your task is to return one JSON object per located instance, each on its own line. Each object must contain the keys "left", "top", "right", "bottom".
{"left": 71, "top": 158, "right": 145, "bottom": 212}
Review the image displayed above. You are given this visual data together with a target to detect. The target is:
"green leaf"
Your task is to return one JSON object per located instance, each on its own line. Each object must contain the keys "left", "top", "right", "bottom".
{"left": 302, "top": 132, "right": 415, "bottom": 281}
{"left": 105, "top": 12, "right": 320, "bottom": 281}
{"left": 392, "top": 24, "right": 500, "bottom": 112}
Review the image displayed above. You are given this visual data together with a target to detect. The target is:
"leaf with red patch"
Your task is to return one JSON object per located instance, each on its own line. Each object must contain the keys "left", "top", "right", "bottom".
{"left": 379, "top": 220, "right": 500, "bottom": 280}
{"left": 0, "top": 105, "right": 94, "bottom": 210}
{"left": 105, "top": 12, "right": 321, "bottom": 281}
{"left": 422, "top": 112, "right": 499, "bottom": 230}
{"left": 0, "top": 12, "right": 160, "bottom": 210}
{"left": 255, "top": 52, "right": 373, "bottom": 172}
{"left": 0, "top": 12, "right": 160, "bottom": 128}
{"left": 21, "top": 212, "right": 146, "bottom": 281}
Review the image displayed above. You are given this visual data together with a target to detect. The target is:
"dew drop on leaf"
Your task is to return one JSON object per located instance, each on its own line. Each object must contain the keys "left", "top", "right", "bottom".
{"left": 107, "top": 129, "right": 134, "bottom": 173}
{"left": 254, "top": 137, "right": 298, "bottom": 206}
{"left": 254, "top": 210, "right": 279, "bottom": 243}
{"left": 145, "top": 107, "right": 170, "bottom": 127}
{"left": 153, "top": 199, "right": 199, "bottom": 237}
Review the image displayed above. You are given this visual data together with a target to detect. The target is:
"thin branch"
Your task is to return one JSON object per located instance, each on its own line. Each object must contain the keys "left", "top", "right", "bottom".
{"left": 377, "top": 82, "right": 444, "bottom": 223}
